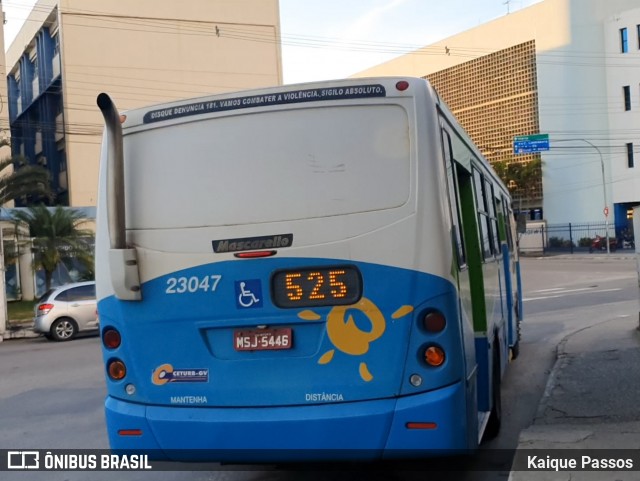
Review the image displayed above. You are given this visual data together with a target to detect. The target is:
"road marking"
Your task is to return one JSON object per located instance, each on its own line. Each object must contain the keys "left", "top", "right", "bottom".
{"left": 524, "top": 295, "right": 563, "bottom": 301}
{"left": 524, "top": 288, "right": 622, "bottom": 302}
{"left": 533, "top": 287, "right": 593, "bottom": 294}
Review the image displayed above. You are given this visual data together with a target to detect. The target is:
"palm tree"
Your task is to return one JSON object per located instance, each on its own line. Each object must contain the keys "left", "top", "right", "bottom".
{"left": 1, "top": 156, "right": 54, "bottom": 288}
{"left": 0, "top": 145, "right": 52, "bottom": 206}
{"left": 12, "top": 205, "right": 94, "bottom": 291}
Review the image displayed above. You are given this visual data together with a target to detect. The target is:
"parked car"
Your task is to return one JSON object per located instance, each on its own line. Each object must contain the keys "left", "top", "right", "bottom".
{"left": 33, "top": 281, "right": 99, "bottom": 341}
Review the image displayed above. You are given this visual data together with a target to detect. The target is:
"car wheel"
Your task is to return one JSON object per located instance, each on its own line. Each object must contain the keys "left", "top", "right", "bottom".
{"left": 50, "top": 318, "right": 78, "bottom": 342}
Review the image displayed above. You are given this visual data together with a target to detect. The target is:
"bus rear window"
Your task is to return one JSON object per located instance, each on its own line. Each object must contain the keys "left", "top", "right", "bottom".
{"left": 124, "top": 104, "right": 411, "bottom": 229}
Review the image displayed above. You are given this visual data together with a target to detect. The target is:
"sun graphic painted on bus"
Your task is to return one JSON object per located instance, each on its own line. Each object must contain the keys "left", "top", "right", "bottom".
{"left": 298, "top": 298, "right": 414, "bottom": 382}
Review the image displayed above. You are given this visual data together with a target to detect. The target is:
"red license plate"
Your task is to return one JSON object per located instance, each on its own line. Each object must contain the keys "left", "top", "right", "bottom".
{"left": 234, "top": 328, "right": 293, "bottom": 351}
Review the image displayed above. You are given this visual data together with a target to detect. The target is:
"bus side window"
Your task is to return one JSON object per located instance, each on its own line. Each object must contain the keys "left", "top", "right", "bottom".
{"left": 485, "top": 181, "right": 500, "bottom": 256}
{"left": 441, "top": 129, "right": 466, "bottom": 268}
{"left": 472, "top": 167, "right": 493, "bottom": 260}
{"left": 501, "top": 196, "right": 514, "bottom": 250}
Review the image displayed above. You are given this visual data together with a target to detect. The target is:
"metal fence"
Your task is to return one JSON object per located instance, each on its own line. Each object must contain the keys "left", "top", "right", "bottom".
{"left": 519, "top": 221, "right": 635, "bottom": 255}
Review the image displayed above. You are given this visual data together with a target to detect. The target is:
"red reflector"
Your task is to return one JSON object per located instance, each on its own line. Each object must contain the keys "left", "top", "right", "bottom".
{"left": 234, "top": 250, "right": 277, "bottom": 258}
{"left": 118, "top": 429, "right": 143, "bottom": 436}
{"left": 406, "top": 422, "right": 438, "bottom": 430}
{"left": 38, "top": 303, "right": 54, "bottom": 311}
{"left": 396, "top": 80, "right": 410, "bottom": 91}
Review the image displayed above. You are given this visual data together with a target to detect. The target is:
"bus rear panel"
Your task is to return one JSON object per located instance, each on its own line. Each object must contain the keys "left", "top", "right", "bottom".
{"left": 96, "top": 78, "right": 503, "bottom": 461}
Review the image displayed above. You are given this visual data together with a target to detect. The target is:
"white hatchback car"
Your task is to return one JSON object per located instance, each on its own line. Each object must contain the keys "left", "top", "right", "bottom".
{"left": 33, "top": 281, "right": 99, "bottom": 341}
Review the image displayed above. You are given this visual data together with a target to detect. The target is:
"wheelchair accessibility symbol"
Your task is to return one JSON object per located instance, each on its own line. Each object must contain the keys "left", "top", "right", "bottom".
{"left": 235, "top": 280, "right": 263, "bottom": 309}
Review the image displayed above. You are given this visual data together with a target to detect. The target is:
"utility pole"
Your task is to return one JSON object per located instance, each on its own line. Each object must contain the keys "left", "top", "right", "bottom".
{"left": 552, "top": 139, "right": 611, "bottom": 254}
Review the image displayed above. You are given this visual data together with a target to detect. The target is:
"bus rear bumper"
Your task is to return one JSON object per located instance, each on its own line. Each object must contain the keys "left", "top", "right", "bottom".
{"left": 105, "top": 380, "right": 471, "bottom": 462}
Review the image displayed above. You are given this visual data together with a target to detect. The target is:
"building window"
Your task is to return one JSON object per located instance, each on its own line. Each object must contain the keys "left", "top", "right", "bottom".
{"left": 624, "top": 86, "right": 631, "bottom": 110}
{"left": 627, "top": 143, "right": 634, "bottom": 168}
{"left": 621, "top": 27, "right": 628, "bottom": 53}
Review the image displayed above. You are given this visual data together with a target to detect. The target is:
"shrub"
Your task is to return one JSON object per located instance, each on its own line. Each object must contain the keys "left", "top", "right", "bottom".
{"left": 548, "top": 237, "right": 564, "bottom": 248}
{"left": 578, "top": 237, "right": 592, "bottom": 248}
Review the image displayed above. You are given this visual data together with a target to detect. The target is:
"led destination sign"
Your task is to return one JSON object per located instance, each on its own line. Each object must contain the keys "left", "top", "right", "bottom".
{"left": 271, "top": 266, "right": 362, "bottom": 308}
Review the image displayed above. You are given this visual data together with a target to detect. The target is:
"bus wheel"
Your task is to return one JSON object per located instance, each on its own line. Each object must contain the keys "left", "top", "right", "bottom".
{"left": 484, "top": 345, "right": 502, "bottom": 440}
{"left": 510, "top": 319, "right": 522, "bottom": 360}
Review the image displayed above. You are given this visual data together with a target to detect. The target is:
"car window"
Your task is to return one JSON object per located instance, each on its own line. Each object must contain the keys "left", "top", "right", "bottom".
{"left": 65, "top": 285, "right": 96, "bottom": 302}
{"left": 54, "top": 289, "right": 69, "bottom": 302}
{"left": 37, "top": 289, "right": 56, "bottom": 302}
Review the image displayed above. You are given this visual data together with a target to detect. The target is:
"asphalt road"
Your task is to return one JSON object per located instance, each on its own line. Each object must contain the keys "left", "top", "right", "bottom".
{"left": 0, "top": 255, "right": 636, "bottom": 480}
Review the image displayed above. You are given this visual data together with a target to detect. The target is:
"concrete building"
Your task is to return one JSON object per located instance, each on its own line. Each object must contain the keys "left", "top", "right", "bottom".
{"left": 354, "top": 0, "right": 640, "bottom": 231}
{"left": 0, "top": 0, "right": 282, "bottom": 304}
{"left": 0, "top": 2, "right": 11, "bottom": 333}
{"left": 5, "top": 0, "right": 282, "bottom": 207}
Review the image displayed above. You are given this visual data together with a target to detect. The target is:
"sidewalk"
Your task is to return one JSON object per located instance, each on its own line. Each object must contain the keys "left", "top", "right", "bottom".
{"left": 509, "top": 316, "right": 640, "bottom": 481}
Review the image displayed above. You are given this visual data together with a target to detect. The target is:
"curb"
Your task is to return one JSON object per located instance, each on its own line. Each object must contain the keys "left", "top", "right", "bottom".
{"left": 523, "top": 254, "right": 635, "bottom": 261}
{"left": 1, "top": 325, "right": 41, "bottom": 341}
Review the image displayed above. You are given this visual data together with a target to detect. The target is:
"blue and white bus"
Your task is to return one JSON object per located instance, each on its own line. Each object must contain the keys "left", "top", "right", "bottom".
{"left": 96, "top": 77, "right": 523, "bottom": 461}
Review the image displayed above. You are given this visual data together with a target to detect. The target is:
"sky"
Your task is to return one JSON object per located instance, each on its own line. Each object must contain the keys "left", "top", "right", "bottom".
{"left": 2, "top": 0, "right": 544, "bottom": 84}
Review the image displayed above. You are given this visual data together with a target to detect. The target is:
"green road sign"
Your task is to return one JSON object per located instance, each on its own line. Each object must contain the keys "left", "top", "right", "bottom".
{"left": 513, "top": 134, "right": 549, "bottom": 154}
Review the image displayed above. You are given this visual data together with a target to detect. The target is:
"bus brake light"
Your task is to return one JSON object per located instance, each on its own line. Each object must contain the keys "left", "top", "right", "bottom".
{"left": 423, "top": 311, "right": 446, "bottom": 333}
{"left": 234, "top": 250, "right": 277, "bottom": 258}
{"left": 103, "top": 328, "right": 122, "bottom": 349}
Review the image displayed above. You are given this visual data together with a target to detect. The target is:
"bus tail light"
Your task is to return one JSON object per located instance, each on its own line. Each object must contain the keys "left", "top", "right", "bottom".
{"left": 423, "top": 310, "right": 446, "bottom": 333}
{"left": 424, "top": 345, "right": 446, "bottom": 367}
{"left": 108, "top": 359, "right": 127, "bottom": 380}
{"left": 103, "top": 328, "right": 121, "bottom": 349}
{"left": 118, "top": 429, "right": 142, "bottom": 436}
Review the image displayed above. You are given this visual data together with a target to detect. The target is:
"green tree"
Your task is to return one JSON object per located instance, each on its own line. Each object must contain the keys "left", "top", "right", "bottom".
{"left": 12, "top": 205, "right": 94, "bottom": 291}
{"left": 0, "top": 155, "right": 52, "bottom": 206}
{"left": 492, "top": 157, "right": 542, "bottom": 207}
